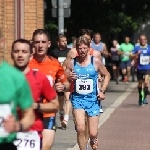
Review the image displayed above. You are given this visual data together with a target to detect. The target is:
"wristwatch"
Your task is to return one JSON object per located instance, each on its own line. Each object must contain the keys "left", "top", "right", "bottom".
{"left": 100, "top": 90, "right": 105, "bottom": 94}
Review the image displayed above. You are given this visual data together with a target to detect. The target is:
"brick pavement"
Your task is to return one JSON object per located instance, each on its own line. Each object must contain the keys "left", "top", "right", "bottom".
{"left": 88, "top": 88, "right": 150, "bottom": 150}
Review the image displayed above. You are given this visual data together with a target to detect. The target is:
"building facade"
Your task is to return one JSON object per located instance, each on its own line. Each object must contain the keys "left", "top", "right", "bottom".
{"left": 0, "top": 0, "right": 44, "bottom": 64}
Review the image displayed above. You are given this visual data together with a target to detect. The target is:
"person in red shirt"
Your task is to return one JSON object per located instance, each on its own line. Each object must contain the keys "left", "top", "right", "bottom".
{"left": 11, "top": 39, "right": 63, "bottom": 149}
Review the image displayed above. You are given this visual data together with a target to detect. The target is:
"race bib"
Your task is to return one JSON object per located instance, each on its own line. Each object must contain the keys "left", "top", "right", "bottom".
{"left": 14, "top": 131, "right": 40, "bottom": 150}
{"left": 76, "top": 79, "right": 93, "bottom": 94}
{"left": 123, "top": 52, "right": 130, "bottom": 59}
{"left": 140, "top": 56, "right": 150, "bottom": 65}
{"left": 58, "top": 57, "right": 66, "bottom": 65}
{"left": 0, "top": 104, "right": 11, "bottom": 137}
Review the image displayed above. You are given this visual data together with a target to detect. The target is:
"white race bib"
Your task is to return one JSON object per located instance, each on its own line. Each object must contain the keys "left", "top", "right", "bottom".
{"left": 14, "top": 131, "right": 40, "bottom": 150}
{"left": 58, "top": 57, "right": 66, "bottom": 65}
{"left": 0, "top": 104, "right": 11, "bottom": 137}
{"left": 140, "top": 56, "right": 150, "bottom": 65}
{"left": 76, "top": 79, "right": 93, "bottom": 94}
{"left": 123, "top": 52, "right": 130, "bottom": 59}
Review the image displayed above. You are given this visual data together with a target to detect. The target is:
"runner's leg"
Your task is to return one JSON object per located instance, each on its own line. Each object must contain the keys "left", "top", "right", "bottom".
{"left": 42, "top": 117, "right": 56, "bottom": 150}
{"left": 58, "top": 95, "right": 64, "bottom": 122}
{"left": 73, "top": 109, "right": 86, "bottom": 150}
{"left": 61, "top": 92, "right": 72, "bottom": 129}
{"left": 88, "top": 115, "right": 99, "bottom": 150}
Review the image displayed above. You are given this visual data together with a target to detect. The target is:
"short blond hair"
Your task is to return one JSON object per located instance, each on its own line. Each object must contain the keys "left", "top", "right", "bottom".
{"left": 76, "top": 36, "right": 90, "bottom": 48}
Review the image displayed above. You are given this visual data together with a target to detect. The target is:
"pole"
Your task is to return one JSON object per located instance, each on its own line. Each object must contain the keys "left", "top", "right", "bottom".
{"left": 58, "top": 0, "right": 64, "bottom": 34}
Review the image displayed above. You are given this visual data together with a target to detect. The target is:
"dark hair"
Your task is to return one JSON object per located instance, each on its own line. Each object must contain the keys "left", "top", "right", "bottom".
{"left": 76, "top": 36, "right": 90, "bottom": 48}
{"left": 79, "top": 29, "right": 93, "bottom": 39}
{"left": 56, "top": 33, "right": 67, "bottom": 41}
{"left": 93, "top": 32, "right": 101, "bottom": 38}
{"left": 32, "top": 29, "right": 50, "bottom": 41}
{"left": 12, "top": 39, "right": 32, "bottom": 53}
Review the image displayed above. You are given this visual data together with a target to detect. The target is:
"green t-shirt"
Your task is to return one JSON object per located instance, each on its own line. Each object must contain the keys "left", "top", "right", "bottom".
{"left": 119, "top": 43, "right": 134, "bottom": 61}
{"left": 0, "top": 61, "right": 33, "bottom": 143}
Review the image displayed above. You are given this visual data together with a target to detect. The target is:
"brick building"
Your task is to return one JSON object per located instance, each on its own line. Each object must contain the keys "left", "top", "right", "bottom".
{"left": 0, "top": 0, "right": 44, "bottom": 64}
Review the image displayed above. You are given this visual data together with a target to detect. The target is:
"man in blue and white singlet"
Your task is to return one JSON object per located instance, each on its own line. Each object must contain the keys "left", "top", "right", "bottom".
{"left": 91, "top": 32, "right": 108, "bottom": 65}
{"left": 66, "top": 36, "right": 110, "bottom": 150}
{"left": 132, "top": 35, "right": 150, "bottom": 106}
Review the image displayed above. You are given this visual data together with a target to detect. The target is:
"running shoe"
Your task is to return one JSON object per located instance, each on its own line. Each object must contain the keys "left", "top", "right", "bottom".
{"left": 138, "top": 99, "right": 143, "bottom": 106}
{"left": 100, "top": 106, "right": 103, "bottom": 113}
{"left": 90, "top": 138, "right": 98, "bottom": 150}
{"left": 143, "top": 99, "right": 148, "bottom": 104}
{"left": 123, "top": 77, "right": 128, "bottom": 82}
{"left": 61, "top": 120, "right": 67, "bottom": 130}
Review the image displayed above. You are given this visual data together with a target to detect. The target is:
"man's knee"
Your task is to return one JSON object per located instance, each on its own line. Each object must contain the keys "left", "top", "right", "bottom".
{"left": 89, "top": 129, "right": 98, "bottom": 138}
{"left": 76, "top": 124, "right": 85, "bottom": 133}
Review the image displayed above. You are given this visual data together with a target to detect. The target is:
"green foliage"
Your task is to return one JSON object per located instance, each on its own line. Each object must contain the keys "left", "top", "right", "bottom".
{"left": 44, "top": 0, "right": 150, "bottom": 35}
{"left": 45, "top": 21, "right": 58, "bottom": 30}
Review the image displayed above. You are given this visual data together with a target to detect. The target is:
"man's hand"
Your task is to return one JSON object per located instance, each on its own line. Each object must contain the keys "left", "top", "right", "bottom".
{"left": 69, "top": 71, "right": 78, "bottom": 81}
{"left": 4, "top": 115, "right": 18, "bottom": 133}
{"left": 97, "top": 92, "right": 105, "bottom": 101}
{"left": 55, "top": 82, "right": 65, "bottom": 92}
{"left": 137, "top": 50, "right": 142, "bottom": 54}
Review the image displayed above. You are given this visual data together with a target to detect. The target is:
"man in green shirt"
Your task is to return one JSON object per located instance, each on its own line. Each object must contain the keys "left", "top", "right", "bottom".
{"left": 119, "top": 36, "right": 134, "bottom": 83}
{"left": 0, "top": 42, "right": 35, "bottom": 149}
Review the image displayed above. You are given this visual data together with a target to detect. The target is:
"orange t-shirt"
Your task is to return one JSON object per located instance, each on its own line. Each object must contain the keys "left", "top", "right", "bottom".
{"left": 29, "top": 56, "right": 67, "bottom": 117}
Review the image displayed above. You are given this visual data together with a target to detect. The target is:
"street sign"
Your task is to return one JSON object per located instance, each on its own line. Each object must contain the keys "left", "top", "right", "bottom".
{"left": 52, "top": 0, "right": 71, "bottom": 8}
{"left": 52, "top": 8, "right": 71, "bottom": 18}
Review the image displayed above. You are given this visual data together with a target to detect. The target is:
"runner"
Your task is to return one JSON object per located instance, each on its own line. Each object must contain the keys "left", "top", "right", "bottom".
{"left": 91, "top": 32, "right": 109, "bottom": 65}
{"left": 29, "top": 29, "right": 70, "bottom": 150}
{"left": 65, "top": 29, "right": 101, "bottom": 61}
{"left": 0, "top": 42, "right": 35, "bottom": 150}
{"left": 110, "top": 40, "right": 120, "bottom": 84}
{"left": 131, "top": 34, "right": 150, "bottom": 105}
{"left": 49, "top": 33, "right": 72, "bottom": 129}
{"left": 65, "top": 36, "right": 110, "bottom": 150}
{"left": 11, "top": 39, "right": 62, "bottom": 150}
{"left": 118, "top": 36, "right": 134, "bottom": 83}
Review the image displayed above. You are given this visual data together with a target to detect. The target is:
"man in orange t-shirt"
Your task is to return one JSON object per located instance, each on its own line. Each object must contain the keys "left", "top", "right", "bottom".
{"left": 29, "top": 29, "right": 70, "bottom": 150}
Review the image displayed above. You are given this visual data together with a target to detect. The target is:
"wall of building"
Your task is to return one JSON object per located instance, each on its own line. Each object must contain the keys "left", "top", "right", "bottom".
{"left": 0, "top": 0, "right": 44, "bottom": 64}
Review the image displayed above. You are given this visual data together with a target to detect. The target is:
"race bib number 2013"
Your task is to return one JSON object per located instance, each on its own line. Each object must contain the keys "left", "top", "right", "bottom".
{"left": 76, "top": 79, "right": 93, "bottom": 94}
{"left": 14, "top": 131, "right": 40, "bottom": 150}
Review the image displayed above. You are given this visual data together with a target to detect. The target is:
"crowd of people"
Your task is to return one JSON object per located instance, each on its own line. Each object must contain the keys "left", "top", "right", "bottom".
{"left": 0, "top": 28, "right": 149, "bottom": 150}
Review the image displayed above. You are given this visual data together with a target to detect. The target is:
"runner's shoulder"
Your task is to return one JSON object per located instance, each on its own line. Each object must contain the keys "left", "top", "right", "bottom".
{"left": 2, "top": 62, "right": 27, "bottom": 87}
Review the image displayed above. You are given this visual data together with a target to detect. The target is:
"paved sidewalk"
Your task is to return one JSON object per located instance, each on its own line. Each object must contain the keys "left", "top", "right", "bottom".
{"left": 88, "top": 87, "right": 150, "bottom": 150}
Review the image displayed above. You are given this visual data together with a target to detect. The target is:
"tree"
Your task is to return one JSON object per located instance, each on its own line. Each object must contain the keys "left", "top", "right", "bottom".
{"left": 44, "top": 0, "right": 150, "bottom": 38}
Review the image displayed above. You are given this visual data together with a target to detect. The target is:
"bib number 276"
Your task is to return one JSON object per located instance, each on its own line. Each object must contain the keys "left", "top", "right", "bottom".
{"left": 14, "top": 131, "right": 40, "bottom": 150}
{"left": 15, "top": 139, "right": 35, "bottom": 148}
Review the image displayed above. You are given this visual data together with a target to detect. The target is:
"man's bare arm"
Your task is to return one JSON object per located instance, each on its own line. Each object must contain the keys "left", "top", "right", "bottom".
{"left": 36, "top": 96, "right": 59, "bottom": 113}
{"left": 93, "top": 50, "right": 102, "bottom": 60}
{"left": 94, "top": 58, "right": 110, "bottom": 91}
{"left": 15, "top": 107, "right": 35, "bottom": 131}
{"left": 65, "top": 60, "right": 74, "bottom": 81}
